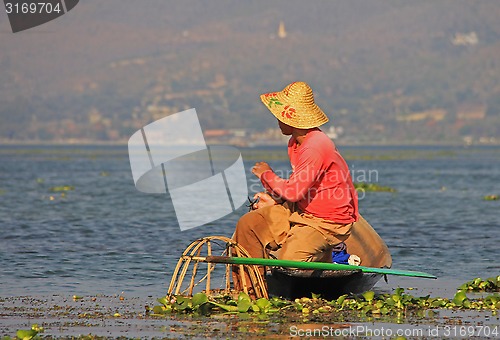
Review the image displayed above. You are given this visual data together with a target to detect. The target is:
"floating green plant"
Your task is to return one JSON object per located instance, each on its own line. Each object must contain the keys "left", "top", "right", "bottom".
{"left": 354, "top": 182, "right": 396, "bottom": 193}
{"left": 15, "top": 324, "right": 43, "bottom": 340}
{"left": 49, "top": 185, "right": 74, "bottom": 192}
{"left": 318, "top": 288, "right": 499, "bottom": 316}
{"left": 459, "top": 276, "right": 500, "bottom": 292}
{"left": 152, "top": 280, "right": 499, "bottom": 319}
{"left": 483, "top": 194, "right": 499, "bottom": 201}
{"left": 152, "top": 292, "right": 288, "bottom": 317}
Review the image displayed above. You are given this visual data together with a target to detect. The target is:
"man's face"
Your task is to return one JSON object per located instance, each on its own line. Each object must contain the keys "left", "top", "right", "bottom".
{"left": 278, "top": 120, "right": 293, "bottom": 135}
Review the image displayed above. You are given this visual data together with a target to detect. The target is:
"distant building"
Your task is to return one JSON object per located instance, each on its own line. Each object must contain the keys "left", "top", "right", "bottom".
{"left": 229, "top": 129, "right": 247, "bottom": 138}
{"left": 204, "top": 129, "right": 230, "bottom": 138}
{"left": 456, "top": 104, "right": 486, "bottom": 120}
{"left": 278, "top": 21, "right": 287, "bottom": 39}
{"left": 452, "top": 32, "right": 478, "bottom": 46}
{"left": 325, "top": 126, "right": 343, "bottom": 139}
{"left": 397, "top": 109, "right": 448, "bottom": 122}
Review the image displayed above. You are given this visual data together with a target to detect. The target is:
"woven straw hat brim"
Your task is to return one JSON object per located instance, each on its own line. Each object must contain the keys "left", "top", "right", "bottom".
{"left": 259, "top": 82, "right": 329, "bottom": 129}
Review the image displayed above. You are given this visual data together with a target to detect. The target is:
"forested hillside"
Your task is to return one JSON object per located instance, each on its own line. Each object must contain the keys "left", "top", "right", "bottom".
{"left": 1, "top": 0, "right": 499, "bottom": 143}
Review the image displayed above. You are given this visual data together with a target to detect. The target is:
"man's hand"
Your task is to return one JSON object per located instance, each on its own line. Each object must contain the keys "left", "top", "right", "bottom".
{"left": 252, "top": 192, "right": 278, "bottom": 210}
{"left": 251, "top": 162, "right": 272, "bottom": 179}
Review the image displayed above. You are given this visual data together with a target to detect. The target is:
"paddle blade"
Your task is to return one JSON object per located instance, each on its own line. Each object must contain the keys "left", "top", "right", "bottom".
{"left": 202, "top": 256, "right": 436, "bottom": 279}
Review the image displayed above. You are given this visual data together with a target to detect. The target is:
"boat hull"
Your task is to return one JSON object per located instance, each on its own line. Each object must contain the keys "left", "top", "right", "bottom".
{"left": 266, "top": 268, "right": 384, "bottom": 300}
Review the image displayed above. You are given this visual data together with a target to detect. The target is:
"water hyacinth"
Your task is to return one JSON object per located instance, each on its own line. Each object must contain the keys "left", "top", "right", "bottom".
{"left": 483, "top": 195, "right": 498, "bottom": 201}
{"left": 14, "top": 324, "right": 44, "bottom": 340}
{"left": 152, "top": 292, "right": 287, "bottom": 317}
{"left": 459, "top": 276, "right": 500, "bottom": 292}
{"left": 49, "top": 185, "right": 75, "bottom": 192}
{"left": 152, "top": 279, "right": 500, "bottom": 319}
{"left": 354, "top": 182, "right": 396, "bottom": 193}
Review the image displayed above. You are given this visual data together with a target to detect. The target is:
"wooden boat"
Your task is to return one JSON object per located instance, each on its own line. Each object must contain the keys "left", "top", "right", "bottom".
{"left": 265, "top": 215, "right": 392, "bottom": 300}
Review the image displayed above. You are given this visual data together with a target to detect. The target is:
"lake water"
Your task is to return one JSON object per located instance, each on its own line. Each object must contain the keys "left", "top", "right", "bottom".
{"left": 0, "top": 144, "right": 499, "bottom": 298}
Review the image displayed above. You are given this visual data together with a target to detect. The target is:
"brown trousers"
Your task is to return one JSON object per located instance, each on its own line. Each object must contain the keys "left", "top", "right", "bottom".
{"left": 232, "top": 204, "right": 353, "bottom": 290}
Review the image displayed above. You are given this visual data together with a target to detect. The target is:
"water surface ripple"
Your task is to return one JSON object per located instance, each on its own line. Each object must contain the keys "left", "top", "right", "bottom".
{"left": 0, "top": 145, "right": 498, "bottom": 297}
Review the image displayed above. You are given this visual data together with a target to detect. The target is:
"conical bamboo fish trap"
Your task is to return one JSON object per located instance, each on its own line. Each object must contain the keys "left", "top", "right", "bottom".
{"left": 167, "top": 236, "right": 268, "bottom": 299}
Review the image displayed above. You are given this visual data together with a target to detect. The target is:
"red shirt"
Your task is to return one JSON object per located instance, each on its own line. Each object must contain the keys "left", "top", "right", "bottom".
{"left": 260, "top": 129, "right": 358, "bottom": 224}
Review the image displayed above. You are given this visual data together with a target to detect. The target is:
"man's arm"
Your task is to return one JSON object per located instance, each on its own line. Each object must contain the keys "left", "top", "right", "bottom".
{"left": 254, "top": 149, "right": 323, "bottom": 202}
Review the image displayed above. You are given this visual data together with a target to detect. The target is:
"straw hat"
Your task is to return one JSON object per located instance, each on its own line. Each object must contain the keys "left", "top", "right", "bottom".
{"left": 260, "top": 81, "right": 329, "bottom": 129}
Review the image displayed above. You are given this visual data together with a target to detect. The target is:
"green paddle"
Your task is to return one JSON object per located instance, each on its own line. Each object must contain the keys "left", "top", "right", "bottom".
{"left": 197, "top": 255, "right": 436, "bottom": 279}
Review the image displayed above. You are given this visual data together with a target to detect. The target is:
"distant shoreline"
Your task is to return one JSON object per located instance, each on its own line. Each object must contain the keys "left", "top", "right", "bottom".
{"left": 1, "top": 139, "right": 499, "bottom": 147}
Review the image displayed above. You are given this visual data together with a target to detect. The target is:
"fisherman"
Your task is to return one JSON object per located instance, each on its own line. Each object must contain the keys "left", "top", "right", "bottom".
{"left": 232, "top": 81, "right": 359, "bottom": 290}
